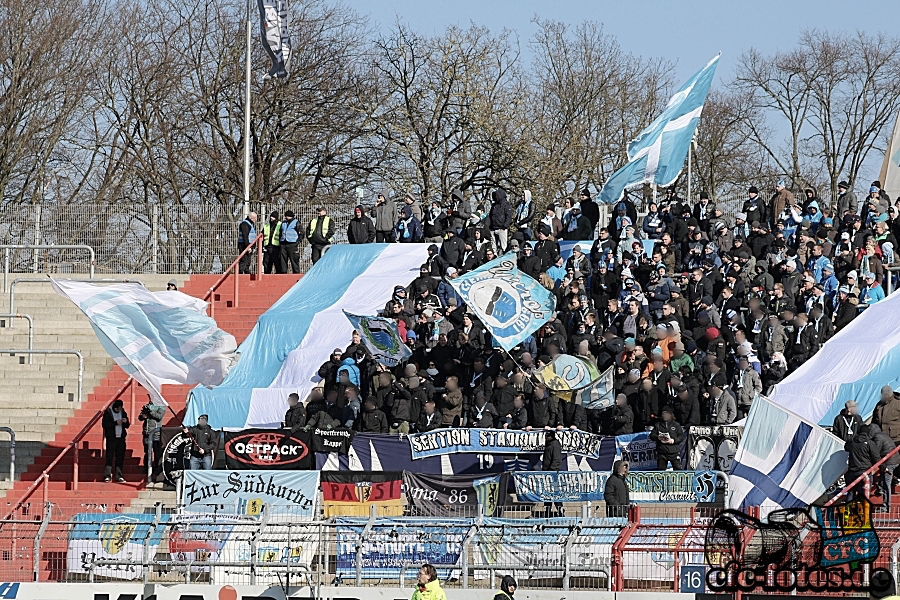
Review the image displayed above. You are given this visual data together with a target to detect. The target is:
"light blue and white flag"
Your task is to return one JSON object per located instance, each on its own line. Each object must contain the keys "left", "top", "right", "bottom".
{"left": 450, "top": 253, "right": 556, "bottom": 352}
{"left": 727, "top": 394, "right": 847, "bottom": 519}
{"left": 599, "top": 54, "right": 720, "bottom": 204}
{"left": 343, "top": 311, "right": 411, "bottom": 367}
{"left": 52, "top": 279, "right": 237, "bottom": 406}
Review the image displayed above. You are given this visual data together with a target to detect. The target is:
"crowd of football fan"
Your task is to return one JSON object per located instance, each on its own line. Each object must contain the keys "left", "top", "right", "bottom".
{"left": 275, "top": 181, "right": 897, "bottom": 462}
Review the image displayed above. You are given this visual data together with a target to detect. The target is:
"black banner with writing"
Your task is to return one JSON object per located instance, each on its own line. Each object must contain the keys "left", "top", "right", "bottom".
{"left": 223, "top": 429, "right": 313, "bottom": 470}
{"left": 312, "top": 426, "right": 354, "bottom": 454}
{"left": 403, "top": 472, "right": 509, "bottom": 516}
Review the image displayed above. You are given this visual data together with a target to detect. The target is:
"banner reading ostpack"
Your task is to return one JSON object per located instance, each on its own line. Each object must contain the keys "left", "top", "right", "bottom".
{"left": 335, "top": 517, "right": 466, "bottom": 578}
{"left": 181, "top": 470, "right": 319, "bottom": 517}
{"left": 615, "top": 431, "right": 657, "bottom": 470}
{"left": 312, "top": 426, "right": 354, "bottom": 454}
{"left": 223, "top": 429, "right": 313, "bottom": 470}
{"left": 403, "top": 472, "right": 509, "bottom": 516}
{"left": 511, "top": 470, "right": 719, "bottom": 503}
{"left": 688, "top": 425, "right": 742, "bottom": 473}
{"left": 321, "top": 471, "right": 404, "bottom": 517}
{"left": 408, "top": 428, "right": 605, "bottom": 459}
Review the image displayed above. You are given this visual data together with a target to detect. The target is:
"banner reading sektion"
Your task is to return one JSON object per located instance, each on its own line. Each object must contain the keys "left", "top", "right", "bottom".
{"left": 312, "top": 426, "right": 354, "bottom": 454}
{"left": 321, "top": 471, "right": 404, "bottom": 517}
{"left": 403, "top": 472, "right": 509, "bottom": 517}
{"left": 181, "top": 470, "right": 319, "bottom": 517}
{"left": 615, "top": 431, "right": 657, "bottom": 470}
{"left": 335, "top": 517, "right": 466, "bottom": 578}
{"left": 223, "top": 429, "right": 313, "bottom": 470}
{"left": 688, "top": 425, "right": 742, "bottom": 473}
{"left": 511, "top": 471, "right": 719, "bottom": 503}
{"left": 408, "top": 428, "right": 605, "bottom": 459}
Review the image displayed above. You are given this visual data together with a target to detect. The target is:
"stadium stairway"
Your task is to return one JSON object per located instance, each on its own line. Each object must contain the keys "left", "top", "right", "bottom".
{"left": 0, "top": 273, "right": 300, "bottom": 581}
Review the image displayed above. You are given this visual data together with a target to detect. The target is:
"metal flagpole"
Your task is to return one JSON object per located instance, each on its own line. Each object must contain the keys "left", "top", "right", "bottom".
{"left": 242, "top": 0, "right": 252, "bottom": 219}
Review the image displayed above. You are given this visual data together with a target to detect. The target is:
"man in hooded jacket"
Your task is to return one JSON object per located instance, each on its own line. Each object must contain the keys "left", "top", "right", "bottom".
{"left": 347, "top": 205, "right": 375, "bottom": 244}
{"left": 489, "top": 188, "right": 513, "bottom": 253}
{"left": 493, "top": 575, "right": 517, "bottom": 600}
{"left": 604, "top": 459, "right": 631, "bottom": 517}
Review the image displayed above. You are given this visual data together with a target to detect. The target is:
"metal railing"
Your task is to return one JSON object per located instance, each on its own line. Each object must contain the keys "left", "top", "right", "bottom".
{"left": 0, "top": 313, "right": 33, "bottom": 362}
{"left": 3, "top": 377, "right": 135, "bottom": 521}
{"left": 0, "top": 349, "right": 82, "bottom": 403}
{"left": 8, "top": 277, "right": 144, "bottom": 319}
{"left": 0, "top": 427, "right": 15, "bottom": 483}
{"left": 204, "top": 234, "right": 263, "bottom": 318}
{"left": 1, "top": 245, "right": 95, "bottom": 292}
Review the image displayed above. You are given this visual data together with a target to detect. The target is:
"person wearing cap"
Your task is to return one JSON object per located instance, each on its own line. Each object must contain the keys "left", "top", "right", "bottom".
{"left": 183, "top": 414, "right": 216, "bottom": 471}
{"left": 276, "top": 209, "right": 301, "bottom": 273}
{"left": 833, "top": 285, "right": 859, "bottom": 330}
{"left": 305, "top": 206, "right": 334, "bottom": 264}
{"left": 439, "top": 228, "right": 465, "bottom": 268}
{"left": 692, "top": 191, "right": 715, "bottom": 232}
{"left": 103, "top": 398, "right": 131, "bottom": 482}
{"left": 743, "top": 185, "right": 768, "bottom": 226}
{"left": 348, "top": 204, "right": 376, "bottom": 245}
{"left": 733, "top": 355, "right": 762, "bottom": 419}
{"left": 728, "top": 214, "right": 746, "bottom": 243}
{"left": 165, "top": 279, "right": 179, "bottom": 292}
{"left": 371, "top": 193, "right": 397, "bottom": 242}
{"left": 317, "top": 349, "right": 345, "bottom": 396}
{"left": 261, "top": 211, "right": 284, "bottom": 273}
{"left": 860, "top": 270, "right": 885, "bottom": 308}
{"left": 650, "top": 406, "right": 685, "bottom": 470}
{"left": 836, "top": 181, "right": 858, "bottom": 218}
{"left": 435, "top": 266, "right": 463, "bottom": 309}
{"left": 831, "top": 400, "right": 863, "bottom": 443}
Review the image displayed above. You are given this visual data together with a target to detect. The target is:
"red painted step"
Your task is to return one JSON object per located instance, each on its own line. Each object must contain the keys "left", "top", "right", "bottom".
{"left": 0, "top": 273, "right": 301, "bottom": 582}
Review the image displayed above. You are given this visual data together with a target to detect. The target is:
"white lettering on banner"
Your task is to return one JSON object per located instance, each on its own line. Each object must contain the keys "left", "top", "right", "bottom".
{"left": 233, "top": 443, "right": 300, "bottom": 456}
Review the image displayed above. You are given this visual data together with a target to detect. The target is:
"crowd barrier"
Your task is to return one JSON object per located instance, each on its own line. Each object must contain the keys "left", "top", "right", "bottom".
{"left": 1, "top": 499, "right": 893, "bottom": 597}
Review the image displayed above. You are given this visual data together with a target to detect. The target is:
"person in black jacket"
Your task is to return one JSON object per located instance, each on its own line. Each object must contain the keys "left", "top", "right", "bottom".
{"left": 610, "top": 394, "right": 634, "bottom": 435}
{"left": 869, "top": 424, "right": 899, "bottom": 510}
{"left": 557, "top": 399, "right": 587, "bottom": 431}
{"left": 542, "top": 430, "right": 563, "bottom": 516}
{"left": 604, "top": 460, "right": 631, "bottom": 517}
{"left": 282, "top": 393, "right": 306, "bottom": 433}
{"left": 518, "top": 245, "right": 542, "bottom": 280}
{"left": 103, "top": 399, "right": 130, "bottom": 482}
{"left": 650, "top": 407, "right": 685, "bottom": 470}
{"left": 488, "top": 188, "right": 513, "bottom": 253}
{"left": 416, "top": 399, "right": 442, "bottom": 432}
{"left": 673, "top": 384, "right": 701, "bottom": 427}
{"left": 184, "top": 414, "right": 216, "bottom": 470}
{"left": 468, "top": 393, "right": 499, "bottom": 428}
{"left": 845, "top": 425, "right": 878, "bottom": 496}
{"left": 526, "top": 384, "right": 558, "bottom": 430}
{"left": 317, "top": 349, "right": 344, "bottom": 396}
{"left": 831, "top": 400, "right": 863, "bottom": 443}
{"left": 579, "top": 188, "right": 600, "bottom": 232}
{"left": 347, "top": 205, "right": 375, "bottom": 244}
{"left": 440, "top": 229, "right": 465, "bottom": 268}
{"left": 354, "top": 398, "right": 388, "bottom": 433}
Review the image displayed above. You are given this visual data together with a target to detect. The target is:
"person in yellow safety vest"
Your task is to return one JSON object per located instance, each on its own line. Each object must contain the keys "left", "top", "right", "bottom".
{"left": 411, "top": 564, "right": 447, "bottom": 600}
{"left": 261, "top": 211, "right": 284, "bottom": 274}
{"left": 493, "top": 575, "right": 517, "bottom": 600}
{"left": 306, "top": 206, "right": 334, "bottom": 264}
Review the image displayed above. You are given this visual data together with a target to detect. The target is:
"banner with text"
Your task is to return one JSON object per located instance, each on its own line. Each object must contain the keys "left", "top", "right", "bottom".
{"left": 321, "top": 471, "right": 404, "bottom": 517}
{"left": 181, "top": 470, "right": 319, "bottom": 517}
{"left": 312, "top": 426, "right": 354, "bottom": 454}
{"left": 512, "top": 470, "right": 719, "bottom": 503}
{"left": 67, "top": 513, "right": 171, "bottom": 580}
{"left": 688, "top": 425, "right": 742, "bottom": 473}
{"left": 408, "top": 428, "right": 606, "bottom": 459}
{"left": 403, "top": 472, "right": 509, "bottom": 516}
{"left": 615, "top": 431, "right": 657, "bottom": 470}
{"left": 335, "top": 517, "right": 466, "bottom": 578}
{"left": 223, "top": 429, "right": 313, "bottom": 470}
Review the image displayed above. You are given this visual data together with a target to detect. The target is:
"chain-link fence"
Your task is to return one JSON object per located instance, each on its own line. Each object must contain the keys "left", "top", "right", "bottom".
{"left": 0, "top": 201, "right": 355, "bottom": 275}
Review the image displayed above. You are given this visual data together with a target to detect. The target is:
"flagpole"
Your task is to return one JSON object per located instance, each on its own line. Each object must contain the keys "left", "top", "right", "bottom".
{"left": 242, "top": 0, "right": 252, "bottom": 219}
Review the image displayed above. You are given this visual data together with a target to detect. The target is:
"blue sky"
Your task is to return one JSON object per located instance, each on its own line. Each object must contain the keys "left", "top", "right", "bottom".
{"left": 342, "top": 0, "right": 898, "bottom": 83}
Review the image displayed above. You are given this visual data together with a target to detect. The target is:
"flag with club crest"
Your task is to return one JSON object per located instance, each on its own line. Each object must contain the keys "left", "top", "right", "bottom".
{"left": 343, "top": 311, "right": 411, "bottom": 367}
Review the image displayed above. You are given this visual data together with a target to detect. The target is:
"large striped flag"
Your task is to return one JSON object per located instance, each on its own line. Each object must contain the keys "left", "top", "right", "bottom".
{"left": 599, "top": 55, "right": 720, "bottom": 204}
{"left": 52, "top": 280, "right": 237, "bottom": 405}
{"left": 727, "top": 395, "right": 848, "bottom": 519}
